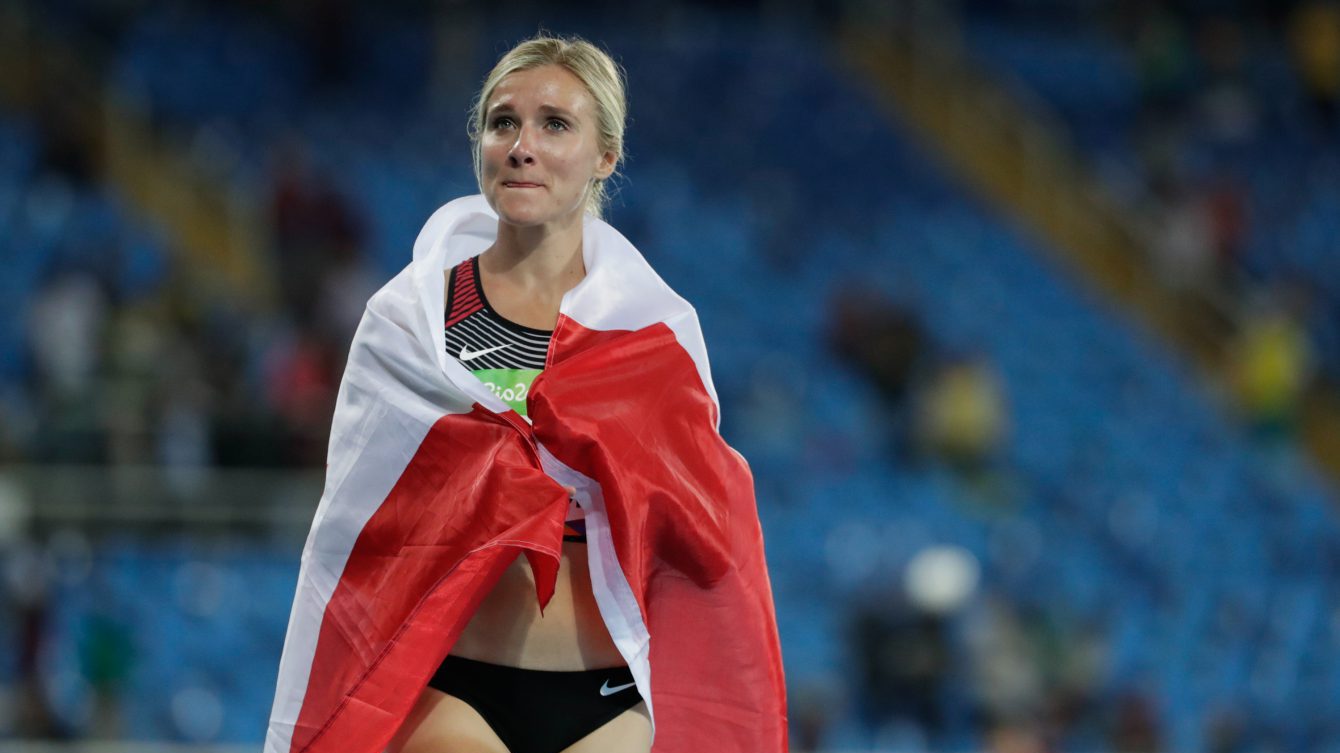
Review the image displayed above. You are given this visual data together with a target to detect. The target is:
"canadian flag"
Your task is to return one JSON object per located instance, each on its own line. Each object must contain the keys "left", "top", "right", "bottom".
{"left": 265, "top": 196, "right": 788, "bottom": 753}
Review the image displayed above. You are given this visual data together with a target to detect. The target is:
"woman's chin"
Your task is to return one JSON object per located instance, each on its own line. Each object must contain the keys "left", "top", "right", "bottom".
{"left": 492, "top": 197, "right": 581, "bottom": 229}
{"left": 496, "top": 209, "right": 547, "bottom": 227}
{"left": 485, "top": 193, "right": 541, "bottom": 225}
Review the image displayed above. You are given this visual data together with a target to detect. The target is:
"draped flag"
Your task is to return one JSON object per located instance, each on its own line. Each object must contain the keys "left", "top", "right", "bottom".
{"left": 265, "top": 195, "right": 788, "bottom": 753}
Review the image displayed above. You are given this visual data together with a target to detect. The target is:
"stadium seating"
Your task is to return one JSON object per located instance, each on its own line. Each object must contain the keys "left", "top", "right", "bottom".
{"left": 6, "top": 5, "right": 1338, "bottom": 750}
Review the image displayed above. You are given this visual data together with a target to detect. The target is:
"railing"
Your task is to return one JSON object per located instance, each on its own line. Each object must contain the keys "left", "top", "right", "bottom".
{"left": 0, "top": 464, "right": 321, "bottom": 538}
{"left": 0, "top": 739, "right": 254, "bottom": 744}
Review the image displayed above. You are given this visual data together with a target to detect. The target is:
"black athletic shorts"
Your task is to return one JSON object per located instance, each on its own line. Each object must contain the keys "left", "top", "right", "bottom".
{"left": 426, "top": 654, "right": 644, "bottom": 753}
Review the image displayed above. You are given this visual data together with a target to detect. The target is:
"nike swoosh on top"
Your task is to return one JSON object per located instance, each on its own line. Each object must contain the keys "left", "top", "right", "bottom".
{"left": 599, "top": 679, "right": 638, "bottom": 697}
{"left": 459, "top": 343, "right": 510, "bottom": 361}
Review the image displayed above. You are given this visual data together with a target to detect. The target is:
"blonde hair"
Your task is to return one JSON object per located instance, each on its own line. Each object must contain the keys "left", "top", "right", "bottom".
{"left": 468, "top": 34, "right": 627, "bottom": 220}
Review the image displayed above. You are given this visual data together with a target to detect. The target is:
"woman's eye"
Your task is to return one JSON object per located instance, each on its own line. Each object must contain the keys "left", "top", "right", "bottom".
{"left": 491, "top": 117, "right": 515, "bottom": 130}
{"left": 546, "top": 119, "right": 569, "bottom": 131}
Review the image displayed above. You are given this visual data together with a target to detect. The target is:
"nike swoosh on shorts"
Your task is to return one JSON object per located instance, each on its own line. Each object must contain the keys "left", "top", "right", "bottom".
{"left": 599, "top": 679, "right": 637, "bottom": 697}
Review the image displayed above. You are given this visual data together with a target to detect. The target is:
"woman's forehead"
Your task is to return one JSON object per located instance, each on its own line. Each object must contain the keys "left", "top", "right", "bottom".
{"left": 488, "top": 65, "right": 593, "bottom": 114}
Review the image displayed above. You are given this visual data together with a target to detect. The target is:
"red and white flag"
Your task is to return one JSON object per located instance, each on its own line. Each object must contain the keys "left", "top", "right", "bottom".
{"left": 265, "top": 195, "right": 788, "bottom": 753}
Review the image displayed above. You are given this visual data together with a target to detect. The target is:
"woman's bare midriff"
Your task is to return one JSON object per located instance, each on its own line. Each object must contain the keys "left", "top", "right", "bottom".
{"left": 441, "top": 263, "right": 623, "bottom": 672}
{"left": 449, "top": 540, "right": 626, "bottom": 670}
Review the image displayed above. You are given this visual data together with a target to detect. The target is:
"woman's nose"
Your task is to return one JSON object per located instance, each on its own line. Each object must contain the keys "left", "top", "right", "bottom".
{"left": 508, "top": 126, "right": 536, "bottom": 165}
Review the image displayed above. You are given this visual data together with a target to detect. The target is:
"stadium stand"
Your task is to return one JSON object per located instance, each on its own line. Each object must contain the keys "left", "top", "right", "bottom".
{"left": 2, "top": 3, "right": 1337, "bottom": 751}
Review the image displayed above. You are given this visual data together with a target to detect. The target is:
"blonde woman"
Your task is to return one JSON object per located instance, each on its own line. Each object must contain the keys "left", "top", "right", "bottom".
{"left": 390, "top": 36, "right": 648, "bottom": 753}
{"left": 266, "top": 33, "right": 787, "bottom": 753}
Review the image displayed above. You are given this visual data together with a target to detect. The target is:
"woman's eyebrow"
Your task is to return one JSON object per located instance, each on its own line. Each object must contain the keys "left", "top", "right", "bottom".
{"left": 536, "top": 104, "right": 576, "bottom": 118}
{"left": 488, "top": 102, "right": 577, "bottom": 119}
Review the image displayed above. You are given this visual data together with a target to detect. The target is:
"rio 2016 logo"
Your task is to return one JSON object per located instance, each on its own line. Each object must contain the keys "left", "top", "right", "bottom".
{"left": 485, "top": 381, "right": 529, "bottom": 403}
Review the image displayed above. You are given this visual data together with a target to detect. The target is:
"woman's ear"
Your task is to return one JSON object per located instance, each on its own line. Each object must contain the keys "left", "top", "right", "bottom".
{"left": 595, "top": 149, "right": 617, "bottom": 181}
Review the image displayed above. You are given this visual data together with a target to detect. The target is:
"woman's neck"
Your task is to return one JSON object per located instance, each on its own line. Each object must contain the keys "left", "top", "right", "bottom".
{"left": 480, "top": 212, "right": 587, "bottom": 297}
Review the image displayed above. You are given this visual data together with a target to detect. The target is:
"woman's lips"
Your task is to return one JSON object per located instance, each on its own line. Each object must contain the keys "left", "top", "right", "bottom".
{"left": 503, "top": 181, "right": 541, "bottom": 188}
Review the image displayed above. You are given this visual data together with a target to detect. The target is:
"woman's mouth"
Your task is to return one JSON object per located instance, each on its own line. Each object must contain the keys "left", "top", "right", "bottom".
{"left": 503, "top": 181, "right": 541, "bottom": 188}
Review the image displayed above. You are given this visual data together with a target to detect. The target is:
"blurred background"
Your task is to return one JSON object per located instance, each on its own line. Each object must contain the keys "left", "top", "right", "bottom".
{"left": 1, "top": 0, "right": 1339, "bottom": 751}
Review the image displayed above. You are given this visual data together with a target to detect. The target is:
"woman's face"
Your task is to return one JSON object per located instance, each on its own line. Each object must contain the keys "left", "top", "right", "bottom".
{"left": 479, "top": 64, "right": 616, "bottom": 228}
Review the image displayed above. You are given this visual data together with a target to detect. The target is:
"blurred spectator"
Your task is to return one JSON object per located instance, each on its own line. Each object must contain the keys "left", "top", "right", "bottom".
{"left": 153, "top": 329, "right": 214, "bottom": 489}
{"left": 5, "top": 542, "right": 60, "bottom": 737}
{"left": 1107, "top": 691, "right": 1162, "bottom": 753}
{"left": 103, "top": 304, "right": 164, "bottom": 465}
{"left": 1288, "top": 1, "right": 1340, "bottom": 128}
{"left": 964, "top": 595, "right": 1045, "bottom": 729}
{"left": 1144, "top": 168, "right": 1247, "bottom": 297}
{"left": 1039, "top": 618, "right": 1105, "bottom": 748}
{"left": 1230, "top": 290, "right": 1315, "bottom": 440}
{"left": 26, "top": 268, "right": 109, "bottom": 463}
{"left": 259, "top": 136, "right": 369, "bottom": 467}
{"left": 33, "top": 87, "right": 96, "bottom": 187}
{"left": 1202, "top": 173, "right": 1248, "bottom": 283}
{"left": 1150, "top": 180, "right": 1216, "bottom": 294}
{"left": 27, "top": 270, "right": 106, "bottom": 405}
{"left": 827, "top": 286, "right": 929, "bottom": 410}
{"left": 200, "top": 304, "right": 293, "bottom": 468}
{"left": 1194, "top": 16, "right": 1259, "bottom": 149}
{"left": 986, "top": 718, "right": 1051, "bottom": 753}
{"left": 79, "top": 591, "right": 133, "bottom": 738}
{"left": 264, "top": 327, "right": 339, "bottom": 466}
{"left": 964, "top": 592, "right": 1108, "bottom": 750}
{"left": 268, "top": 139, "right": 365, "bottom": 329}
{"left": 847, "top": 589, "right": 950, "bottom": 745}
{"left": 913, "top": 353, "right": 1008, "bottom": 472}
{"left": 312, "top": 235, "right": 381, "bottom": 357}
{"left": 787, "top": 681, "right": 837, "bottom": 753}
{"left": 826, "top": 285, "right": 930, "bottom": 461}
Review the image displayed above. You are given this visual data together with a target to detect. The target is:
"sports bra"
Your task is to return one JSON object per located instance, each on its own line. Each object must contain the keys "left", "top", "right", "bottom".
{"left": 445, "top": 256, "right": 586, "bottom": 543}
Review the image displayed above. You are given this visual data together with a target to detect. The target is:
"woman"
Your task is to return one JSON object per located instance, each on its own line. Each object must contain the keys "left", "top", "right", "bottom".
{"left": 266, "top": 35, "right": 787, "bottom": 753}
{"left": 392, "top": 36, "right": 647, "bottom": 753}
